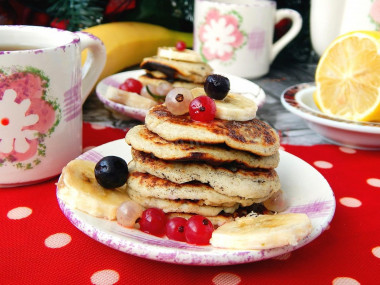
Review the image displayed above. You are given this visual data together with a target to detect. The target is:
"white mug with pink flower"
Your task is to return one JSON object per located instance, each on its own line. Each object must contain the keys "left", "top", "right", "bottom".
{"left": 0, "top": 25, "right": 106, "bottom": 187}
{"left": 194, "top": 0, "right": 302, "bottom": 78}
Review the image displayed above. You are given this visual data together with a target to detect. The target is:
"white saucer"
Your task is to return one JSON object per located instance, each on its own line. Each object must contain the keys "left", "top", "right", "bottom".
{"left": 281, "top": 83, "right": 380, "bottom": 150}
{"left": 96, "top": 69, "right": 266, "bottom": 121}
{"left": 57, "top": 139, "right": 335, "bottom": 266}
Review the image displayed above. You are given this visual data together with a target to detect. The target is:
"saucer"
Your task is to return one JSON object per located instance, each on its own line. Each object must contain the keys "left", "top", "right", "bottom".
{"left": 57, "top": 139, "right": 335, "bottom": 265}
{"left": 281, "top": 83, "right": 380, "bottom": 150}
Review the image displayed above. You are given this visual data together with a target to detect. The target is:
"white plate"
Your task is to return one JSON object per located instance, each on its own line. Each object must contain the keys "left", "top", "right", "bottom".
{"left": 281, "top": 83, "right": 380, "bottom": 150}
{"left": 57, "top": 139, "right": 335, "bottom": 266}
{"left": 95, "top": 70, "right": 266, "bottom": 121}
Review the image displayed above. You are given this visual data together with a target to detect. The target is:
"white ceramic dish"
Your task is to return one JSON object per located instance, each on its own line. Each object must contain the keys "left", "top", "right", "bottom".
{"left": 57, "top": 139, "right": 335, "bottom": 266}
{"left": 95, "top": 69, "right": 266, "bottom": 121}
{"left": 281, "top": 83, "right": 380, "bottom": 150}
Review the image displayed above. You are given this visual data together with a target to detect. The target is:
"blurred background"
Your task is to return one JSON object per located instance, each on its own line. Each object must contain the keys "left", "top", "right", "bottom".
{"left": 0, "top": 0, "right": 315, "bottom": 63}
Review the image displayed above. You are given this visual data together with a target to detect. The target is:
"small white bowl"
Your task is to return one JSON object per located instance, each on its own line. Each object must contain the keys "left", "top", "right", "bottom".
{"left": 281, "top": 83, "right": 380, "bottom": 150}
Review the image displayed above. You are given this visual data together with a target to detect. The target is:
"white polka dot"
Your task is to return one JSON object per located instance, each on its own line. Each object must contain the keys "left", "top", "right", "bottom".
{"left": 91, "top": 123, "right": 107, "bottom": 130}
{"left": 367, "top": 178, "right": 380, "bottom": 188}
{"left": 272, "top": 252, "right": 291, "bottom": 260}
{"left": 339, "top": 197, "right": 362, "bottom": 208}
{"left": 44, "top": 233, "right": 72, "bottom": 248}
{"left": 82, "top": 146, "right": 95, "bottom": 153}
{"left": 91, "top": 269, "right": 120, "bottom": 285}
{"left": 332, "top": 277, "right": 360, "bottom": 285}
{"left": 372, "top": 246, "right": 380, "bottom": 258}
{"left": 339, "top": 147, "right": 356, "bottom": 154}
{"left": 212, "top": 273, "right": 241, "bottom": 285}
{"left": 7, "top": 207, "right": 32, "bottom": 220}
{"left": 313, "top": 160, "right": 333, "bottom": 169}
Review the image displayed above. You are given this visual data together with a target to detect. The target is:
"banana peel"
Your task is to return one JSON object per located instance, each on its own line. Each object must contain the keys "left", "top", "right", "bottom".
{"left": 81, "top": 22, "right": 193, "bottom": 82}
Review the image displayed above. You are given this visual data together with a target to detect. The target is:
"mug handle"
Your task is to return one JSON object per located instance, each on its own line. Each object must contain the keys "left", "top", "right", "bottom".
{"left": 75, "top": 32, "right": 106, "bottom": 104}
{"left": 271, "top": 9, "right": 303, "bottom": 62}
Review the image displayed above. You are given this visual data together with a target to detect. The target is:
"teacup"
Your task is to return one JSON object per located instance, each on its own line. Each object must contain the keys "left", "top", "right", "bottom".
{"left": 0, "top": 25, "right": 106, "bottom": 187}
{"left": 193, "top": 0, "right": 302, "bottom": 78}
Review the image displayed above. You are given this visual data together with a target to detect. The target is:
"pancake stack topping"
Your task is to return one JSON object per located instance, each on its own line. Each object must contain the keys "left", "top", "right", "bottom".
{"left": 58, "top": 69, "right": 312, "bottom": 248}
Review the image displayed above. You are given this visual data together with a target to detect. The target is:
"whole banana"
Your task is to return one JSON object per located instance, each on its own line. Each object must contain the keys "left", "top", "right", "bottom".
{"left": 81, "top": 22, "right": 193, "bottom": 81}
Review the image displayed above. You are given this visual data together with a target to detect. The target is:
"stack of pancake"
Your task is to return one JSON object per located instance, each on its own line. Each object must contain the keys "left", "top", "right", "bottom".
{"left": 138, "top": 47, "right": 213, "bottom": 90}
{"left": 125, "top": 104, "right": 281, "bottom": 226}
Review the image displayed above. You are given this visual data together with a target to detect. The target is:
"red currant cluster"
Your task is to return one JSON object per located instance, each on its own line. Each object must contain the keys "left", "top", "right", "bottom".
{"left": 139, "top": 208, "right": 214, "bottom": 245}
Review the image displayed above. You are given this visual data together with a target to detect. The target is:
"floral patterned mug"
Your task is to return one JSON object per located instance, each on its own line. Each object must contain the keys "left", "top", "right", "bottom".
{"left": 0, "top": 25, "right": 106, "bottom": 187}
{"left": 194, "top": 0, "right": 302, "bottom": 78}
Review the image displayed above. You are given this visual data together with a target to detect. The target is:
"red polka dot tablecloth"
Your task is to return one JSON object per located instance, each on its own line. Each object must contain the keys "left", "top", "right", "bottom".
{"left": 1, "top": 122, "right": 379, "bottom": 285}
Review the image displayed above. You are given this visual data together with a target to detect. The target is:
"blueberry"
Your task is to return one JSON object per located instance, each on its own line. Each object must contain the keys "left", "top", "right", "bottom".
{"left": 204, "top": 74, "right": 230, "bottom": 100}
{"left": 94, "top": 156, "right": 128, "bottom": 188}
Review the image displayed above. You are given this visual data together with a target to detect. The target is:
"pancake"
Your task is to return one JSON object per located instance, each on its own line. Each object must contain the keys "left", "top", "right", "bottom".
{"left": 127, "top": 168, "right": 259, "bottom": 206}
{"left": 140, "top": 56, "right": 212, "bottom": 83}
{"left": 145, "top": 104, "right": 280, "bottom": 156}
{"left": 127, "top": 178, "right": 239, "bottom": 216}
{"left": 138, "top": 74, "right": 203, "bottom": 89}
{"left": 130, "top": 150, "right": 280, "bottom": 200}
{"left": 125, "top": 125, "right": 279, "bottom": 169}
{"left": 128, "top": 184, "right": 239, "bottom": 217}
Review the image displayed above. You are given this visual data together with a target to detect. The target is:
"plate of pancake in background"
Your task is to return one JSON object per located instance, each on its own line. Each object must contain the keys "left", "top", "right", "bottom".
{"left": 95, "top": 69, "right": 266, "bottom": 122}
{"left": 57, "top": 137, "right": 335, "bottom": 266}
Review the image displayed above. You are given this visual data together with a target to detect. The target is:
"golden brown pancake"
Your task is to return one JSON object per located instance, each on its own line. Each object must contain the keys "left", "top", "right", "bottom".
{"left": 138, "top": 74, "right": 203, "bottom": 89}
{"left": 140, "top": 56, "right": 212, "bottom": 83}
{"left": 145, "top": 104, "right": 280, "bottom": 156}
{"left": 130, "top": 149, "right": 280, "bottom": 201}
{"left": 125, "top": 125, "right": 280, "bottom": 169}
{"left": 127, "top": 172, "right": 239, "bottom": 216}
{"left": 127, "top": 169, "right": 256, "bottom": 207}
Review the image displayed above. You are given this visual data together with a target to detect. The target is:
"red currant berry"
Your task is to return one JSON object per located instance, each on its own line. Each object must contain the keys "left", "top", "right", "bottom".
{"left": 119, "top": 78, "right": 143, "bottom": 94}
{"left": 184, "top": 215, "right": 214, "bottom": 245}
{"left": 166, "top": 217, "right": 187, "bottom": 242}
{"left": 175, "top": 41, "right": 186, "bottom": 51}
{"left": 51, "top": 18, "right": 69, "bottom": 30}
{"left": 189, "top": 96, "right": 216, "bottom": 122}
{"left": 139, "top": 208, "right": 167, "bottom": 237}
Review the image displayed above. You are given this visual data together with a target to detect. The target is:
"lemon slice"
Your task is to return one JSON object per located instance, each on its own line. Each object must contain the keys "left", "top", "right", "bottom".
{"left": 314, "top": 31, "right": 380, "bottom": 122}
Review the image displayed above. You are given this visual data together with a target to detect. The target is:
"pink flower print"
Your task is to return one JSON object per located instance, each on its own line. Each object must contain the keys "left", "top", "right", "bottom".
{"left": 0, "top": 69, "right": 60, "bottom": 168}
{"left": 370, "top": 0, "right": 380, "bottom": 25}
{"left": 0, "top": 89, "right": 39, "bottom": 153}
{"left": 198, "top": 8, "right": 246, "bottom": 62}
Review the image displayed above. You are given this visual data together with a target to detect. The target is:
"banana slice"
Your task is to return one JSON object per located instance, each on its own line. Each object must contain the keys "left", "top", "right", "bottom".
{"left": 191, "top": 87, "right": 258, "bottom": 121}
{"left": 105, "top": 86, "right": 157, "bottom": 109}
{"left": 57, "top": 159, "right": 130, "bottom": 220}
{"left": 210, "top": 213, "right": 313, "bottom": 250}
{"left": 158, "top": 47, "right": 202, "bottom": 62}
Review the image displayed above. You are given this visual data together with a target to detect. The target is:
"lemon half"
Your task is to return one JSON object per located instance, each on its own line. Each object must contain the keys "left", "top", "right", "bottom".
{"left": 314, "top": 31, "right": 380, "bottom": 122}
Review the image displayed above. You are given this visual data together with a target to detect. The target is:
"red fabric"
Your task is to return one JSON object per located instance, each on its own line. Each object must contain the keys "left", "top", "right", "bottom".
{"left": 1, "top": 122, "right": 379, "bottom": 285}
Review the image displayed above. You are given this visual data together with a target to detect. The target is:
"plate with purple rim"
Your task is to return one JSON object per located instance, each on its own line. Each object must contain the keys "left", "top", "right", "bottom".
{"left": 95, "top": 69, "right": 266, "bottom": 121}
{"left": 56, "top": 139, "right": 335, "bottom": 266}
{"left": 281, "top": 83, "right": 380, "bottom": 150}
